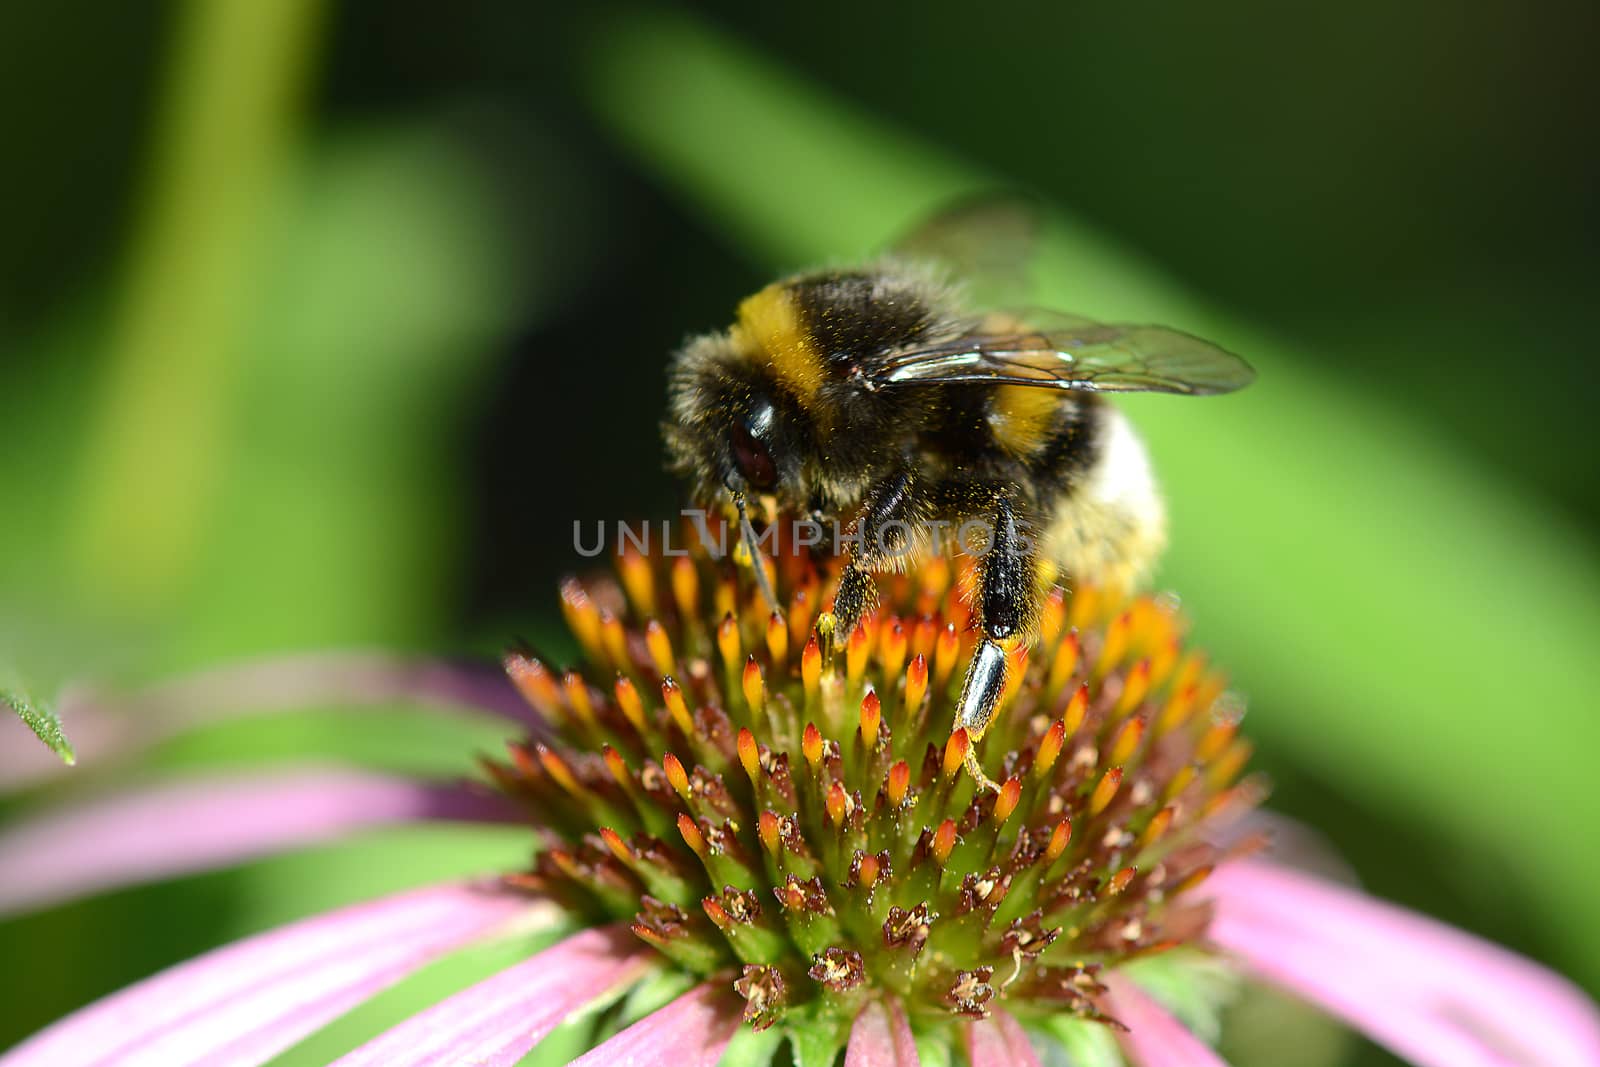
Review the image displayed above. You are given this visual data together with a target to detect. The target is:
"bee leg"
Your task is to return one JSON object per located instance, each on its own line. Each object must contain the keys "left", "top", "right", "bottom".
{"left": 958, "top": 640, "right": 1008, "bottom": 793}
{"left": 825, "top": 564, "right": 875, "bottom": 663}
{"left": 954, "top": 493, "right": 1039, "bottom": 794}
{"left": 819, "top": 471, "right": 918, "bottom": 660}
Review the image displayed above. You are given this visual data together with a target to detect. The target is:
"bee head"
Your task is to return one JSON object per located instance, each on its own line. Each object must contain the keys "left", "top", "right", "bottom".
{"left": 663, "top": 332, "right": 814, "bottom": 514}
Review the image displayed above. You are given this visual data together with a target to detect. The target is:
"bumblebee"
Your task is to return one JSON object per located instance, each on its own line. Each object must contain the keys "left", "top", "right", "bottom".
{"left": 663, "top": 198, "right": 1253, "bottom": 790}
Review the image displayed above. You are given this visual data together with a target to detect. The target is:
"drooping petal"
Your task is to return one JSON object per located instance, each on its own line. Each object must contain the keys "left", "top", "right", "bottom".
{"left": 1103, "top": 971, "right": 1232, "bottom": 1067}
{"left": 965, "top": 1009, "right": 1041, "bottom": 1067}
{"left": 0, "top": 768, "right": 520, "bottom": 917}
{"left": 330, "top": 924, "right": 649, "bottom": 1067}
{"left": 0, "top": 652, "right": 540, "bottom": 793}
{"left": 569, "top": 980, "right": 742, "bottom": 1067}
{"left": 0, "top": 881, "right": 551, "bottom": 1067}
{"left": 1208, "top": 860, "right": 1600, "bottom": 1067}
{"left": 846, "top": 997, "right": 919, "bottom": 1066}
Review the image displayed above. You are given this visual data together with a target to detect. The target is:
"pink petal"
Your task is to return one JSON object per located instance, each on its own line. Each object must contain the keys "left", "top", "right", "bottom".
{"left": 330, "top": 924, "right": 649, "bottom": 1067}
{"left": 846, "top": 997, "right": 920, "bottom": 1066}
{"left": 0, "top": 880, "right": 551, "bottom": 1067}
{"left": 965, "top": 1009, "right": 1040, "bottom": 1067}
{"left": 0, "top": 767, "right": 519, "bottom": 917}
{"left": 569, "top": 980, "right": 742, "bottom": 1067}
{"left": 1208, "top": 860, "right": 1600, "bottom": 1067}
{"left": 1102, "top": 972, "right": 1231, "bottom": 1067}
{"left": 0, "top": 652, "right": 540, "bottom": 792}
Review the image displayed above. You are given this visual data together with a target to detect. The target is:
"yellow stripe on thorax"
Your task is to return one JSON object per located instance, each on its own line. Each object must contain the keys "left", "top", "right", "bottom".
{"left": 988, "top": 384, "right": 1061, "bottom": 457}
{"left": 732, "top": 284, "right": 825, "bottom": 403}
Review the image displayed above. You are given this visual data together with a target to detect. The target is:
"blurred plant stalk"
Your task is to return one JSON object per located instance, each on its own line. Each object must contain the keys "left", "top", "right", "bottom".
{"left": 71, "top": 0, "right": 325, "bottom": 612}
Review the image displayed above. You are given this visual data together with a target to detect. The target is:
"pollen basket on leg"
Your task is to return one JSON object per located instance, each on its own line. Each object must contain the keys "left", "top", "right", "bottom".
{"left": 491, "top": 539, "right": 1263, "bottom": 1048}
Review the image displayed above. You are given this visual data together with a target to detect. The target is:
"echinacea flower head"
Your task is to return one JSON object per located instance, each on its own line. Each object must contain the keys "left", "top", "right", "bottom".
{"left": 4, "top": 531, "right": 1597, "bottom": 1067}
{"left": 488, "top": 533, "right": 1256, "bottom": 1060}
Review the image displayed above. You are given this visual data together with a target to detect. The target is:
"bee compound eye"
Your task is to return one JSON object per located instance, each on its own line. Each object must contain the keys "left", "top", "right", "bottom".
{"left": 730, "top": 420, "right": 778, "bottom": 490}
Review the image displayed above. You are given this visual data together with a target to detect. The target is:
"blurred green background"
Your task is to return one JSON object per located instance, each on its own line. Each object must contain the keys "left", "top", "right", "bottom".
{"left": 2, "top": 2, "right": 1596, "bottom": 1063}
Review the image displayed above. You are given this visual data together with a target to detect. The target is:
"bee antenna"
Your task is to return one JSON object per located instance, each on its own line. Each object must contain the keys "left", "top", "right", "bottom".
{"left": 733, "top": 490, "right": 784, "bottom": 618}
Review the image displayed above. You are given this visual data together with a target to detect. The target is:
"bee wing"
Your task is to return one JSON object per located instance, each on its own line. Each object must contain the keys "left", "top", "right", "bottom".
{"left": 889, "top": 193, "right": 1042, "bottom": 306}
{"left": 875, "top": 315, "right": 1255, "bottom": 396}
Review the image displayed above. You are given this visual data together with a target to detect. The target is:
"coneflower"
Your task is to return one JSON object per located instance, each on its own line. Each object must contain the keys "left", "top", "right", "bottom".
{"left": 1, "top": 538, "right": 1596, "bottom": 1067}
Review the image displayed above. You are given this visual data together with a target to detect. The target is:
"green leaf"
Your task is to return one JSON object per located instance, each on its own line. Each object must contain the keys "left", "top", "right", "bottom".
{"left": 1032, "top": 1016, "right": 1125, "bottom": 1067}
{"left": 912, "top": 1033, "right": 955, "bottom": 1067}
{"left": 144, "top": 706, "right": 521, "bottom": 781}
{"left": 786, "top": 1004, "right": 848, "bottom": 1067}
{"left": 612, "top": 968, "right": 696, "bottom": 1030}
{"left": 1117, "top": 953, "right": 1240, "bottom": 1045}
{"left": 1215, "top": 980, "right": 1350, "bottom": 1067}
{"left": 520, "top": 1010, "right": 602, "bottom": 1067}
{"left": 718, "top": 1024, "right": 786, "bottom": 1067}
{"left": 3, "top": 684, "right": 74, "bottom": 765}
{"left": 584, "top": 9, "right": 1600, "bottom": 986}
